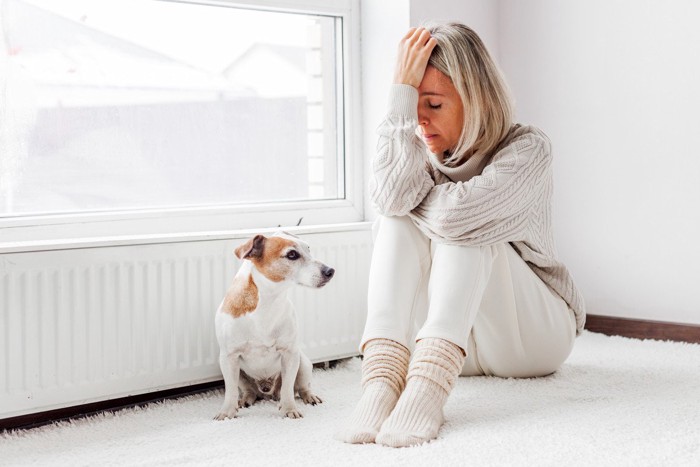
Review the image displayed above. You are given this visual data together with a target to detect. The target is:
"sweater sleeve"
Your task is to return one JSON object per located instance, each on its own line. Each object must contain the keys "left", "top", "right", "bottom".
{"left": 408, "top": 129, "right": 553, "bottom": 245}
{"left": 369, "top": 85, "right": 435, "bottom": 216}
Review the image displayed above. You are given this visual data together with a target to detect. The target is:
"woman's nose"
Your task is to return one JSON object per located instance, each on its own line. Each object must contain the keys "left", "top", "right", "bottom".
{"left": 417, "top": 110, "right": 429, "bottom": 128}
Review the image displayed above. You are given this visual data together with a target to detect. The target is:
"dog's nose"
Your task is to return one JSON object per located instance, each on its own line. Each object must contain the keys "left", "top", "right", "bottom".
{"left": 322, "top": 266, "right": 335, "bottom": 279}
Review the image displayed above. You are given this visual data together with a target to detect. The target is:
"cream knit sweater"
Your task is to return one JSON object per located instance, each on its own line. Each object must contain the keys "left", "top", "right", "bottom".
{"left": 370, "top": 85, "right": 585, "bottom": 333}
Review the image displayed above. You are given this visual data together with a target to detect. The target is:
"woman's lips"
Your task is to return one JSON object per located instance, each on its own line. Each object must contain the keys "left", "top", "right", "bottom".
{"left": 423, "top": 133, "right": 437, "bottom": 141}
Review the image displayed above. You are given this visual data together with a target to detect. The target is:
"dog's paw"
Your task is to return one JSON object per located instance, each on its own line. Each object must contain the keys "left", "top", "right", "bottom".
{"left": 279, "top": 404, "right": 303, "bottom": 419}
{"left": 300, "top": 391, "right": 322, "bottom": 406}
{"left": 238, "top": 393, "right": 256, "bottom": 409}
{"left": 213, "top": 408, "right": 238, "bottom": 420}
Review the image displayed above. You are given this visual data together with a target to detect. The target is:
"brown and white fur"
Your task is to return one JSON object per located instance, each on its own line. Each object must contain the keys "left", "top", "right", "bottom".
{"left": 214, "top": 232, "right": 334, "bottom": 420}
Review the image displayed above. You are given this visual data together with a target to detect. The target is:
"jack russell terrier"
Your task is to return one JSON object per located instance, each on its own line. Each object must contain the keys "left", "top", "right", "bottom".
{"left": 214, "top": 232, "right": 335, "bottom": 420}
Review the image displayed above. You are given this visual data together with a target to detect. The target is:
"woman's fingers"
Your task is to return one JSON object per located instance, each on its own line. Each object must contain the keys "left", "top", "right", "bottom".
{"left": 405, "top": 27, "right": 430, "bottom": 47}
{"left": 403, "top": 27, "right": 418, "bottom": 40}
{"left": 393, "top": 27, "right": 438, "bottom": 88}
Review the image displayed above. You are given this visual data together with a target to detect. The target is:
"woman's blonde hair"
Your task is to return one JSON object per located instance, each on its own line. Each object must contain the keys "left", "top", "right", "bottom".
{"left": 426, "top": 22, "right": 513, "bottom": 167}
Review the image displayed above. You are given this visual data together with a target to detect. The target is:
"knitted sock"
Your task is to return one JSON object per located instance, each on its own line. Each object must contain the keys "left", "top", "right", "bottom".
{"left": 376, "top": 338, "right": 465, "bottom": 448}
{"left": 335, "top": 339, "right": 410, "bottom": 444}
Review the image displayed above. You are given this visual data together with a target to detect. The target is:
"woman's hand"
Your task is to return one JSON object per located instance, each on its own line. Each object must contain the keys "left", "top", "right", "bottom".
{"left": 393, "top": 27, "right": 437, "bottom": 88}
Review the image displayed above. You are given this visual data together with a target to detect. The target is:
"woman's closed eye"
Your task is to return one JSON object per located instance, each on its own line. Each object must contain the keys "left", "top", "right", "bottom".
{"left": 428, "top": 102, "right": 442, "bottom": 109}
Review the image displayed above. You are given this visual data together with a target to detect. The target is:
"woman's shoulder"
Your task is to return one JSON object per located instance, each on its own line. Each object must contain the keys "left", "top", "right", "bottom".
{"left": 506, "top": 124, "right": 550, "bottom": 146}
{"left": 493, "top": 124, "right": 552, "bottom": 161}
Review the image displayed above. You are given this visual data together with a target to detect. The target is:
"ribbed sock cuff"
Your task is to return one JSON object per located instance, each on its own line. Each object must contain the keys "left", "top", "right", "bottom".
{"left": 407, "top": 338, "right": 466, "bottom": 394}
{"left": 361, "top": 338, "right": 410, "bottom": 395}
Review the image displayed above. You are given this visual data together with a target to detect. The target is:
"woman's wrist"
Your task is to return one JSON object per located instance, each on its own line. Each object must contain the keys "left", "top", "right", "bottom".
{"left": 387, "top": 84, "right": 419, "bottom": 118}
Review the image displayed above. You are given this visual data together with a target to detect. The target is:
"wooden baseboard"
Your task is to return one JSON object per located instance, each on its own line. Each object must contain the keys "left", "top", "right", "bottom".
{"left": 585, "top": 314, "right": 700, "bottom": 344}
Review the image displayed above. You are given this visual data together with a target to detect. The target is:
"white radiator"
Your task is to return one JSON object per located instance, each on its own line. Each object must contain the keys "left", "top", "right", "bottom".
{"left": 0, "top": 223, "right": 372, "bottom": 420}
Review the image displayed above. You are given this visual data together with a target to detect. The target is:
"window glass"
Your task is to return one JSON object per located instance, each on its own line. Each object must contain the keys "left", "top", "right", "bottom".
{"left": 0, "top": 0, "right": 342, "bottom": 216}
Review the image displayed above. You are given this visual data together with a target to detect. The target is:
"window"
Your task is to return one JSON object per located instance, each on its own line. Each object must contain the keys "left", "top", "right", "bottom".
{"left": 0, "top": 0, "right": 361, "bottom": 241}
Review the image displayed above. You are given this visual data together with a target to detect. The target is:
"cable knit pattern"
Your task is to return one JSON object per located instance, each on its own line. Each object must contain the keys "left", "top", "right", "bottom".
{"left": 370, "top": 85, "right": 586, "bottom": 333}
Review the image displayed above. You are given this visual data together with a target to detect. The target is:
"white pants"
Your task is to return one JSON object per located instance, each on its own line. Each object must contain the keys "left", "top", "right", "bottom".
{"left": 361, "top": 216, "right": 577, "bottom": 378}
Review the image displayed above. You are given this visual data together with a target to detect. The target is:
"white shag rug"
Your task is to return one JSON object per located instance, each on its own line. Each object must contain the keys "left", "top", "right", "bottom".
{"left": 2, "top": 331, "right": 699, "bottom": 467}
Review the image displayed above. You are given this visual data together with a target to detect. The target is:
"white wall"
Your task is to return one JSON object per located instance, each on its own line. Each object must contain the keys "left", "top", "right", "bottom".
{"left": 360, "top": 0, "right": 410, "bottom": 219}
{"left": 410, "top": 0, "right": 500, "bottom": 60}
{"left": 361, "top": 0, "right": 700, "bottom": 325}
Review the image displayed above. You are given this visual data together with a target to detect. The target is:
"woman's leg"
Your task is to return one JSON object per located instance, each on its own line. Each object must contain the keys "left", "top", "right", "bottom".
{"left": 360, "top": 215, "right": 432, "bottom": 350}
{"left": 461, "top": 243, "right": 576, "bottom": 378}
{"left": 337, "top": 216, "right": 431, "bottom": 444}
{"left": 377, "top": 243, "right": 494, "bottom": 447}
{"left": 376, "top": 243, "right": 575, "bottom": 447}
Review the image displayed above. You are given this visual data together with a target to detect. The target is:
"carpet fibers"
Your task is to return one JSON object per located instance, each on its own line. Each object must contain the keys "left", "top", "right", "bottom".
{"left": 1, "top": 331, "right": 699, "bottom": 466}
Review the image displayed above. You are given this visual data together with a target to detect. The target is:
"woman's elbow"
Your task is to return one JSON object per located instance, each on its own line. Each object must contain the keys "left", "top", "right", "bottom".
{"left": 370, "top": 197, "right": 413, "bottom": 217}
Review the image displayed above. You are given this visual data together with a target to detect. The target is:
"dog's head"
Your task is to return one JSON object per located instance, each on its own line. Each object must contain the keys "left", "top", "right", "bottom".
{"left": 234, "top": 232, "right": 335, "bottom": 288}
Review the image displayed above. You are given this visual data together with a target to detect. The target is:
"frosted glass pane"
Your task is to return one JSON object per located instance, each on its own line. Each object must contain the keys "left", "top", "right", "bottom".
{"left": 0, "top": 0, "right": 342, "bottom": 216}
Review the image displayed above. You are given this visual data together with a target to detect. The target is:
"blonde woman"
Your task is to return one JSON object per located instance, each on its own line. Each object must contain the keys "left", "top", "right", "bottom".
{"left": 337, "top": 23, "right": 585, "bottom": 447}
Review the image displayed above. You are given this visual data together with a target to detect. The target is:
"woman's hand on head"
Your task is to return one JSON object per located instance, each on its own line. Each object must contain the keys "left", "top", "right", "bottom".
{"left": 393, "top": 27, "right": 437, "bottom": 88}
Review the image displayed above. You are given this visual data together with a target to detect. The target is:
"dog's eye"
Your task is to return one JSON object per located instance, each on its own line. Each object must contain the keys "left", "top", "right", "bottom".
{"left": 286, "top": 250, "right": 300, "bottom": 260}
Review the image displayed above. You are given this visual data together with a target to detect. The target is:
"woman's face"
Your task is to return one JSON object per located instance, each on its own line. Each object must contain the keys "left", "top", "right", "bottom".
{"left": 417, "top": 66, "right": 464, "bottom": 156}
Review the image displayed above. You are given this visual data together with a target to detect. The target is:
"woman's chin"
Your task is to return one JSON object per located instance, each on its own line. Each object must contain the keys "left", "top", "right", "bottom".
{"left": 425, "top": 144, "right": 445, "bottom": 155}
{"left": 422, "top": 140, "right": 437, "bottom": 152}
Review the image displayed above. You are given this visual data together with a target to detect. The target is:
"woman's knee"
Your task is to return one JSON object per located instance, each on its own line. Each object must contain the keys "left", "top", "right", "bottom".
{"left": 373, "top": 215, "right": 428, "bottom": 248}
{"left": 370, "top": 216, "right": 431, "bottom": 282}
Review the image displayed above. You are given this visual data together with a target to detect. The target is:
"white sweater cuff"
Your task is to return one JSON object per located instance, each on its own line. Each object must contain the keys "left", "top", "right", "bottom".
{"left": 387, "top": 84, "right": 419, "bottom": 117}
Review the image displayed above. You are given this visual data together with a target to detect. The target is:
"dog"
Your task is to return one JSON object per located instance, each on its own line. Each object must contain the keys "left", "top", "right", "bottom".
{"left": 214, "top": 232, "right": 335, "bottom": 420}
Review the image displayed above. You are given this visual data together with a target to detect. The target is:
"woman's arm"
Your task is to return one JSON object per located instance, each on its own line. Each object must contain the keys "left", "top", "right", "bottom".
{"left": 369, "top": 85, "right": 436, "bottom": 216}
{"left": 409, "top": 129, "right": 552, "bottom": 244}
{"left": 370, "top": 27, "right": 438, "bottom": 216}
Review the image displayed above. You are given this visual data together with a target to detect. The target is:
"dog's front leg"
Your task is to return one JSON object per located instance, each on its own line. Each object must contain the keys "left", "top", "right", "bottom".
{"left": 278, "top": 349, "right": 302, "bottom": 418}
{"left": 296, "top": 352, "right": 322, "bottom": 405}
{"left": 214, "top": 351, "right": 241, "bottom": 420}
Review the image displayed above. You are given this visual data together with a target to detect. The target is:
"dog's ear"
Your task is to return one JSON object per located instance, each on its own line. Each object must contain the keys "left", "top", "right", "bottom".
{"left": 235, "top": 234, "right": 266, "bottom": 260}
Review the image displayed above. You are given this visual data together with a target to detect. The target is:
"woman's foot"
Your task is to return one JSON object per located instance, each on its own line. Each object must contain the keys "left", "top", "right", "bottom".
{"left": 335, "top": 339, "right": 410, "bottom": 444}
{"left": 375, "top": 376, "right": 446, "bottom": 447}
{"left": 335, "top": 381, "right": 400, "bottom": 444}
{"left": 375, "top": 338, "right": 465, "bottom": 447}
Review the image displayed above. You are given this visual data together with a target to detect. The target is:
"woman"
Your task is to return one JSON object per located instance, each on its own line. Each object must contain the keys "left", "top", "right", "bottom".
{"left": 337, "top": 23, "right": 585, "bottom": 448}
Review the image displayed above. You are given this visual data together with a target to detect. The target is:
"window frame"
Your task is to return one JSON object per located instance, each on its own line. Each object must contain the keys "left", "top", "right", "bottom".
{"left": 0, "top": 0, "right": 363, "bottom": 244}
